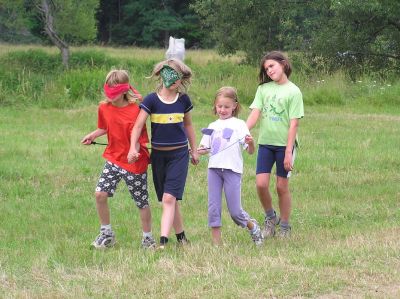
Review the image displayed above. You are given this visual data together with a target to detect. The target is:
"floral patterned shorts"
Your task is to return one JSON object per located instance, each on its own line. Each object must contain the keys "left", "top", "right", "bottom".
{"left": 95, "top": 161, "right": 149, "bottom": 208}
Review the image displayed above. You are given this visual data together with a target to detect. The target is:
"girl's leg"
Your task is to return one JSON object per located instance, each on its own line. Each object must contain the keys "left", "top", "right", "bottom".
{"left": 276, "top": 176, "right": 291, "bottom": 223}
{"left": 95, "top": 191, "right": 110, "bottom": 225}
{"left": 223, "top": 170, "right": 249, "bottom": 227}
{"left": 255, "top": 173, "right": 273, "bottom": 212}
{"left": 160, "top": 192, "right": 177, "bottom": 238}
{"left": 139, "top": 206, "right": 152, "bottom": 233}
{"left": 211, "top": 227, "right": 222, "bottom": 245}
{"left": 173, "top": 201, "right": 184, "bottom": 234}
{"left": 208, "top": 169, "right": 223, "bottom": 242}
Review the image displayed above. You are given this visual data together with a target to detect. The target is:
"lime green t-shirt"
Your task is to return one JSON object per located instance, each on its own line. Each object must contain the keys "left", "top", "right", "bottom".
{"left": 249, "top": 81, "right": 304, "bottom": 146}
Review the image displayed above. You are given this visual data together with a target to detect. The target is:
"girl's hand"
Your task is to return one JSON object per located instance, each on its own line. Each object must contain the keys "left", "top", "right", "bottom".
{"left": 189, "top": 149, "right": 199, "bottom": 165}
{"left": 81, "top": 133, "right": 94, "bottom": 145}
{"left": 244, "top": 135, "right": 254, "bottom": 145}
{"left": 127, "top": 150, "right": 140, "bottom": 163}
{"left": 284, "top": 151, "right": 293, "bottom": 172}
{"left": 127, "top": 143, "right": 141, "bottom": 163}
{"left": 197, "top": 146, "right": 209, "bottom": 155}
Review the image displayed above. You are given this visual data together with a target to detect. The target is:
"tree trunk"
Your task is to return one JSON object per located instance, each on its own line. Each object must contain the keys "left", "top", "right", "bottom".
{"left": 39, "top": 0, "right": 70, "bottom": 69}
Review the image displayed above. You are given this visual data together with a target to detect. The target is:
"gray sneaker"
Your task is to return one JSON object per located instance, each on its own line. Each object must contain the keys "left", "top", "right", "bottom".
{"left": 141, "top": 235, "right": 157, "bottom": 249}
{"left": 92, "top": 229, "right": 116, "bottom": 249}
{"left": 278, "top": 225, "right": 291, "bottom": 238}
{"left": 249, "top": 219, "right": 264, "bottom": 246}
{"left": 263, "top": 214, "right": 280, "bottom": 238}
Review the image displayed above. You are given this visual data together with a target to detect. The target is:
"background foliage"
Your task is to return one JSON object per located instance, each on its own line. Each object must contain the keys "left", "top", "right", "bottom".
{"left": 0, "top": 1, "right": 399, "bottom": 74}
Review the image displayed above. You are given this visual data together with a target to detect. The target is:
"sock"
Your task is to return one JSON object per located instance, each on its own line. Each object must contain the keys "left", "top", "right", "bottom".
{"left": 160, "top": 236, "right": 169, "bottom": 245}
{"left": 176, "top": 231, "right": 187, "bottom": 242}
{"left": 143, "top": 231, "right": 153, "bottom": 238}
{"left": 250, "top": 223, "right": 258, "bottom": 234}
{"left": 266, "top": 209, "right": 276, "bottom": 220}
{"left": 280, "top": 221, "right": 290, "bottom": 230}
{"left": 101, "top": 224, "right": 112, "bottom": 231}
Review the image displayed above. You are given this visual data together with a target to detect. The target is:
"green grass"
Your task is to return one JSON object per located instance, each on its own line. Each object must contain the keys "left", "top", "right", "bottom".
{"left": 0, "top": 103, "right": 399, "bottom": 298}
{"left": 0, "top": 44, "right": 399, "bottom": 298}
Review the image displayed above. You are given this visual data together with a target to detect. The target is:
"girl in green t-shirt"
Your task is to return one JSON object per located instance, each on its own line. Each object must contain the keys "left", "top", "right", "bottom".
{"left": 246, "top": 51, "right": 304, "bottom": 239}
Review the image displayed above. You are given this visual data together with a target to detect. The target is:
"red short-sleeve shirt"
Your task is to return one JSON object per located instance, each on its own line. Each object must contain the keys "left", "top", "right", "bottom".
{"left": 98, "top": 102, "right": 149, "bottom": 173}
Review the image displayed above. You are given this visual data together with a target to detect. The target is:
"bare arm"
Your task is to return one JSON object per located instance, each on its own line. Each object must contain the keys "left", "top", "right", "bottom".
{"left": 184, "top": 112, "right": 199, "bottom": 165}
{"left": 81, "top": 128, "right": 107, "bottom": 145}
{"left": 127, "top": 109, "right": 149, "bottom": 163}
{"left": 284, "top": 118, "right": 299, "bottom": 171}
{"left": 246, "top": 108, "right": 261, "bottom": 130}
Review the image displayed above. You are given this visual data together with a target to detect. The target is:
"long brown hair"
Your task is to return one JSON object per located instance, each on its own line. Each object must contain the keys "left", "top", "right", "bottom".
{"left": 258, "top": 51, "right": 292, "bottom": 85}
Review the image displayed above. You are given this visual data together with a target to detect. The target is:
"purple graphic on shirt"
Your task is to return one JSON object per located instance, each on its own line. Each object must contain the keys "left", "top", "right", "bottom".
{"left": 201, "top": 128, "right": 233, "bottom": 155}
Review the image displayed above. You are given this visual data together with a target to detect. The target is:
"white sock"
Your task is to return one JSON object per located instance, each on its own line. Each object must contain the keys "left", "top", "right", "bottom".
{"left": 143, "top": 231, "right": 153, "bottom": 238}
{"left": 101, "top": 224, "right": 112, "bottom": 231}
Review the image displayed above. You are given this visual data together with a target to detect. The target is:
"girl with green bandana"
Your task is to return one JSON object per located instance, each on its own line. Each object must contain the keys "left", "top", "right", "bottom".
{"left": 128, "top": 58, "right": 199, "bottom": 249}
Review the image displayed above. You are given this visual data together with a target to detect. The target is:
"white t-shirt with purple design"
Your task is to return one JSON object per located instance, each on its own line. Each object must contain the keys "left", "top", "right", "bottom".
{"left": 199, "top": 117, "right": 250, "bottom": 174}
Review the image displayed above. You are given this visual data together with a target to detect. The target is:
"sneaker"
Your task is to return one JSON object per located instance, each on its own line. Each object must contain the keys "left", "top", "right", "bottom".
{"left": 249, "top": 219, "right": 264, "bottom": 246}
{"left": 177, "top": 236, "right": 190, "bottom": 245}
{"left": 278, "top": 225, "right": 291, "bottom": 238}
{"left": 91, "top": 229, "right": 116, "bottom": 249}
{"left": 263, "top": 213, "right": 280, "bottom": 238}
{"left": 141, "top": 235, "right": 157, "bottom": 249}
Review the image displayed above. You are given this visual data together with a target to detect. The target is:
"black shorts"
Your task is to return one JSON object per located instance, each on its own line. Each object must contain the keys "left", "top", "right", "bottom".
{"left": 256, "top": 145, "right": 296, "bottom": 178}
{"left": 151, "top": 146, "right": 189, "bottom": 201}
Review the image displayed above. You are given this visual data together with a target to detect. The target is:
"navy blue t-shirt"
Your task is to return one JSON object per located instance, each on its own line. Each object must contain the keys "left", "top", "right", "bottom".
{"left": 140, "top": 92, "right": 193, "bottom": 147}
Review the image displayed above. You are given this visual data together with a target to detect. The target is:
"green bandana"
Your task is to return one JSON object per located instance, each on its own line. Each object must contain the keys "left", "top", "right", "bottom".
{"left": 160, "top": 65, "right": 181, "bottom": 88}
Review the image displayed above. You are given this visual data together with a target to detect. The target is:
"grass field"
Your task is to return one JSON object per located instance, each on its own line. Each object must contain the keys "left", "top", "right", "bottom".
{"left": 0, "top": 103, "right": 399, "bottom": 298}
{"left": 0, "top": 45, "right": 399, "bottom": 298}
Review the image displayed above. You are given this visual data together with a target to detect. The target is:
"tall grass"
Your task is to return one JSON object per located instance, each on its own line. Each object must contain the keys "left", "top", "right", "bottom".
{"left": 0, "top": 44, "right": 399, "bottom": 110}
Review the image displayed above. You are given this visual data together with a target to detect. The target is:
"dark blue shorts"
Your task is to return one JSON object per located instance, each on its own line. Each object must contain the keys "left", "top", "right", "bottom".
{"left": 256, "top": 145, "right": 296, "bottom": 178}
{"left": 151, "top": 146, "right": 189, "bottom": 201}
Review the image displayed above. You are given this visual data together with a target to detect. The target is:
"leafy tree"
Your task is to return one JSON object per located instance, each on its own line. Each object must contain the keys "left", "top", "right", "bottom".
{"left": 311, "top": 0, "right": 400, "bottom": 74}
{"left": 193, "top": 0, "right": 400, "bottom": 73}
{"left": 192, "top": 0, "right": 315, "bottom": 63}
{"left": 97, "top": 0, "right": 208, "bottom": 48}
{"left": 0, "top": 0, "right": 99, "bottom": 68}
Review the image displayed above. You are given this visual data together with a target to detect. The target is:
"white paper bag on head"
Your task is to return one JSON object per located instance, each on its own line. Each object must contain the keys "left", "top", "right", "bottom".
{"left": 166, "top": 36, "right": 185, "bottom": 61}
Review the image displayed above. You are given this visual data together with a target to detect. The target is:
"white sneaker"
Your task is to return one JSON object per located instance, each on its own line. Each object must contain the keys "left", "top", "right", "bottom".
{"left": 91, "top": 229, "right": 116, "bottom": 249}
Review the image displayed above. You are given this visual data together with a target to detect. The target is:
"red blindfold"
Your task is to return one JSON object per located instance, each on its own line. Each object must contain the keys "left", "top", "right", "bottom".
{"left": 103, "top": 83, "right": 142, "bottom": 101}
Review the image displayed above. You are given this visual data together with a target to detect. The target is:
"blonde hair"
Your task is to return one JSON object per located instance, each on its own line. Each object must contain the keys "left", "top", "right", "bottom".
{"left": 102, "top": 69, "right": 137, "bottom": 103}
{"left": 149, "top": 58, "right": 192, "bottom": 93}
{"left": 213, "top": 86, "right": 241, "bottom": 117}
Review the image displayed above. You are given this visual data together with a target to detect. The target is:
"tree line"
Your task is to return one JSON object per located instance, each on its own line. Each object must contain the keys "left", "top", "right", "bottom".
{"left": 1, "top": 0, "right": 399, "bottom": 74}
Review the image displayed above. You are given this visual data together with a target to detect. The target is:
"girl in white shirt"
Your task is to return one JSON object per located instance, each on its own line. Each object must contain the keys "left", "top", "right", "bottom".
{"left": 198, "top": 87, "right": 264, "bottom": 246}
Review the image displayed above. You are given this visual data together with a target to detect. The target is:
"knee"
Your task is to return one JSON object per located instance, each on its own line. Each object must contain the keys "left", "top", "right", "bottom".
{"left": 256, "top": 182, "right": 269, "bottom": 192}
{"left": 95, "top": 191, "right": 108, "bottom": 203}
{"left": 276, "top": 183, "right": 289, "bottom": 196}
{"left": 162, "top": 193, "right": 176, "bottom": 205}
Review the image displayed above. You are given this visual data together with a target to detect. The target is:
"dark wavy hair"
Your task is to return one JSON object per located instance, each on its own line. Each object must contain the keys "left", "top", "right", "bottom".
{"left": 258, "top": 51, "right": 292, "bottom": 85}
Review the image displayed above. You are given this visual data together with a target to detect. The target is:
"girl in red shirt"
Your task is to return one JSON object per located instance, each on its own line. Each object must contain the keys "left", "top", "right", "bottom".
{"left": 81, "top": 70, "right": 155, "bottom": 249}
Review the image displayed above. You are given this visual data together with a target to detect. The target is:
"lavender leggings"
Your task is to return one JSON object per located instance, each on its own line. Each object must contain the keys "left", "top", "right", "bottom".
{"left": 208, "top": 168, "right": 250, "bottom": 228}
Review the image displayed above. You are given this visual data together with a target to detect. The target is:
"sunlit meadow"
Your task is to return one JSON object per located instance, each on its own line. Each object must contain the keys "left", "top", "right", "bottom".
{"left": 0, "top": 45, "right": 399, "bottom": 298}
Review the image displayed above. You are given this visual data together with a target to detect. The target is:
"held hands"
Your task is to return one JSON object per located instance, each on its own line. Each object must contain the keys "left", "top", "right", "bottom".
{"left": 189, "top": 149, "right": 199, "bottom": 165}
{"left": 127, "top": 143, "right": 141, "bottom": 163}
{"left": 244, "top": 135, "right": 254, "bottom": 145}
